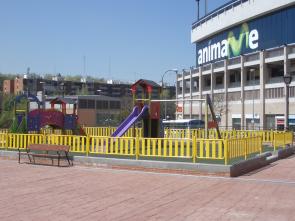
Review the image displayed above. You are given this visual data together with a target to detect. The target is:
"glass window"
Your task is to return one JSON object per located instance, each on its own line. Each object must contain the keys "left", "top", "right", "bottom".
{"left": 78, "top": 99, "right": 87, "bottom": 109}
{"left": 88, "top": 100, "right": 95, "bottom": 109}
{"left": 110, "top": 101, "right": 121, "bottom": 109}
{"left": 96, "top": 100, "right": 109, "bottom": 109}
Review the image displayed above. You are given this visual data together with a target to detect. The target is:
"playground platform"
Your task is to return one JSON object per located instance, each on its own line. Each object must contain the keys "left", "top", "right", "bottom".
{"left": 1, "top": 156, "right": 295, "bottom": 220}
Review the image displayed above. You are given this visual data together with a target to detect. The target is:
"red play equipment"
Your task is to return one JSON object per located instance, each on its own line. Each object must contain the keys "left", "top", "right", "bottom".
{"left": 27, "top": 97, "right": 83, "bottom": 134}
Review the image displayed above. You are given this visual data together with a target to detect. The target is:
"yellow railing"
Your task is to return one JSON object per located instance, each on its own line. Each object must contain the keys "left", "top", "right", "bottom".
{"left": 0, "top": 133, "right": 8, "bottom": 148}
{"left": 138, "top": 137, "right": 192, "bottom": 159}
{"left": 0, "top": 131, "right": 291, "bottom": 165}
{"left": 89, "top": 136, "right": 136, "bottom": 156}
{"left": 225, "top": 136, "right": 262, "bottom": 164}
{"left": 83, "top": 127, "right": 142, "bottom": 137}
{"left": 163, "top": 128, "right": 275, "bottom": 143}
{"left": 6, "top": 133, "right": 45, "bottom": 150}
{"left": 0, "top": 129, "right": 8, "bottom": 134}
{"left": 273, "top": 131, "right": 294, "bottom": 150}
{"left": 46, "top": 134, "right": 88, "bottom": 153}
{"left": 196, "top": 139, "right": 224, "bottom": 161}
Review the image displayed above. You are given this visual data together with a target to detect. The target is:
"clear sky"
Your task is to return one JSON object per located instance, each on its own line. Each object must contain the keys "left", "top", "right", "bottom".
{"left": 0, "top": 0, "right": 227, "bottom": 85}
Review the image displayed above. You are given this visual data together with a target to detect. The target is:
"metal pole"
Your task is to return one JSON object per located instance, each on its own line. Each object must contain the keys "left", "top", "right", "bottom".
{"left": 165, "top": 98, "right": 167, "bottom": 119}
{"left": 161, "top": 69, "right": 178, "bottom": 119}
{"left": 286, "top": 84, "right": 289, "bottom": 131}
{"left": 205, "top": 96, "right": 208, "bottom": 138}
{"left": 43, "top": 85, "right": 45, "bottom": 109}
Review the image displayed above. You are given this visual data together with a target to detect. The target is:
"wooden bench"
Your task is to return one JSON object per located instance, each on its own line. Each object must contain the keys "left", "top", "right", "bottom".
{"left": 18, "top": 144, "right": 73, "bottom": 166}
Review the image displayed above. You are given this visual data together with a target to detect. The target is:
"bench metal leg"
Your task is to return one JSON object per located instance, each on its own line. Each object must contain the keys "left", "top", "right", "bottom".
{"left": 57, "top": 152, "right": 60, "bottom": 167}
{"left": 65, "top": 152, "right": 72, "bottom": 166}
{"left": 27, "top": 150, "right": 32, "bottom": 163}
{"left": 18, "top": 150, "right": 21, "bottom": 164}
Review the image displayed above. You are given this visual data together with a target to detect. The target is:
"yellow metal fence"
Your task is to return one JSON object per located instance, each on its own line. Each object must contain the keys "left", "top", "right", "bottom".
{"left": 0, "top": 129, "right": 8, "bottom": 134}
{"left": 164, "top": 129, "right": 276, "bottom": 143}
{"left": 273, "top": 131, "right": 294, "bottom": 150}
{"left": 83, "top": 127, "right": 142, "bottom": 137}
{"left": 0, "top": 130, "right": 292, "bottom": 165}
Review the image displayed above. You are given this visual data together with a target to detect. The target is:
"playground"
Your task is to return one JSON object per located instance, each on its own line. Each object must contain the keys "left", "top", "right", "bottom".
{"left": 0, "top": 79, "right": 293, "bottom": 174}
{"left": 0, "top": 79, "right": 295, "bottom": 220}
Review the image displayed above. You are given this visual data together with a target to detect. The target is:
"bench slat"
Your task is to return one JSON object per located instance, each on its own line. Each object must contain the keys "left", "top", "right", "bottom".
{"left": 28, "top": 144, "right": 70, "bottom": 152}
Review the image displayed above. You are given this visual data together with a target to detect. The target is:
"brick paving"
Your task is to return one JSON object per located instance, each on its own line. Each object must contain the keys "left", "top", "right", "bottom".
{"left": 0, "top": 157, "right": 295, "bottom": 221}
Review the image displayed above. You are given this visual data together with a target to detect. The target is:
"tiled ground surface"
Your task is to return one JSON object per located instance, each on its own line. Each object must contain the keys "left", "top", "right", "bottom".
{"left": 1, "top": 156, "right": 295, "bottom": 221}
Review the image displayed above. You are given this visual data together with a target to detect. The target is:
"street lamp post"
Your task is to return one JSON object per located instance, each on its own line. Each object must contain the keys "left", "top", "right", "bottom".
{"left": 283, "top": 73, "right": 292, "bottom": 131}
{"left": 161, "top": 69, "right": 178, "bottom": 120}
{"left": 60, "top": 82, "right": 65, "bottom": 97}
{"left": 40, "top": 81, "right": 46, "bottom": 109}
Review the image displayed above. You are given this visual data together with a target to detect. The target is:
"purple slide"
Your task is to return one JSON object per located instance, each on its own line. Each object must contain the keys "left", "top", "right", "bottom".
{"left": 111, "top": 105, "right": 149, "bottom": 137}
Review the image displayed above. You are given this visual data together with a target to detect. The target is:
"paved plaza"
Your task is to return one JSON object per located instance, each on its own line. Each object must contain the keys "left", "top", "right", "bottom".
{"left": 1, "top": 157, "right": 295, "bottom": 221}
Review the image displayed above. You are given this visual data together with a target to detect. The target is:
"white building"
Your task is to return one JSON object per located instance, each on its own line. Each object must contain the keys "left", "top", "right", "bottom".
{"left": 176, "top": 0, "right": 295, "bottom": 130}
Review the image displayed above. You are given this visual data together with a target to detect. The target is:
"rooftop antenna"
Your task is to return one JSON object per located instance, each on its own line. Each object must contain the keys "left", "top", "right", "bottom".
{"left": 196, "top": 0, "right": 200, "bottom": 19}
{"left": 205, "top": 0, "right": 208, "bottom": 15}
{"left": 83, "top": 56, "right": 86, "bottom": 77}
{"left": 108, "top": 56, "right": 112, "bottom": 79}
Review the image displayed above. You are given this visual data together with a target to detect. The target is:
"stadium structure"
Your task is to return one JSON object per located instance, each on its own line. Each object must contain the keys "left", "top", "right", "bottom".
{"left": 176, "top": 0, "right": 295, "bottom": 130}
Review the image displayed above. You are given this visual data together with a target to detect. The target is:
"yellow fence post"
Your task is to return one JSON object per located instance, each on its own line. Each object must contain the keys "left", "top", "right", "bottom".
{"left": 86, "top": 135, "right": 90, "bottom": 156}
{"left": 5, "top": 133, "right": 9, "bottom": 150}
{"left": 273, "top": 133, "right": 276, "bottom": 151}
{"left": 135, "top": 136, "right": 139, "bottom": 160}
{"left": 259, "top": 137, "right": 262, "bottom": 154}
{"left": 192, "top": 136, "right": 196, "bottom": 163}
{"left": 224, "top": 140, "right": 228, "bottom": 165}
{"left": 244, "top": 138, "right": 247, "bottom": 160}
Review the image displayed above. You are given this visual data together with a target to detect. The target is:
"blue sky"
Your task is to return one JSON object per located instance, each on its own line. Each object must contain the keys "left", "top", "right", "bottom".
{"left": 0, "top": 0, "right": 227, "bottom": 84}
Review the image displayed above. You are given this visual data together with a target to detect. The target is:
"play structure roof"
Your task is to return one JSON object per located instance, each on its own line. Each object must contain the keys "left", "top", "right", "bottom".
{"left": 131, "top": 79, "right": 161, "bottom": 90}
{"left": 50, "top": 97, "right": 76, "bottom": 105}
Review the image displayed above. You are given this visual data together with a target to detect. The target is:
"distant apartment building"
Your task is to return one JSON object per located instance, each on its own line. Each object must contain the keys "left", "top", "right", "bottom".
{"left": 3, "top": 80, "right": 14, "bottom": 94}
{"left": 2, "top": 74, "right": 175, "bottom": 99}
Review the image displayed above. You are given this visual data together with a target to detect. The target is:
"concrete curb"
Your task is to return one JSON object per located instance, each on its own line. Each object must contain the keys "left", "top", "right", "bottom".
{"left": 73, "top": 155, "right": 231, "bottom": 174}
{"left": 0, "top": 150, "right": 18, "bottom": 159}
{"left": 277, "top": 146, "right": 295, "bottom": 159}
{"left": 230, "top": 152, "right": 272, "bottom": 177}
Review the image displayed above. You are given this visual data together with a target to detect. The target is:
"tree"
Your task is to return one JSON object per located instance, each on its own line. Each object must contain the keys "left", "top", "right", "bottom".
{"left": 212, "top": 94, "right": 228, "bottom": 123}
{"left": 113, "top": 96, "right": 133, "bottom": 124}
{"left": 0, "top": 94, "right": 15, "bottom": 128}
{"left": 76, "top": 84, "right": 89, "bottom": 95}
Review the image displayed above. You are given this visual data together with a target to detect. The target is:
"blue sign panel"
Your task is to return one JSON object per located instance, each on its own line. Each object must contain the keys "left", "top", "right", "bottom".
{"left": 196, "top": 5, "right": 295, "bottom": 66}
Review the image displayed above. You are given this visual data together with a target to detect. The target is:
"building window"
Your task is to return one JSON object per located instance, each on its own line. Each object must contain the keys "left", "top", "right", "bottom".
{"left": 110, "top": 101, "right": 121, "bottom": 109}
{"left": 216, "top": 76, "right": 223, "bottom": 85}
{"left": 205, "top": 78, "right": 211, "bottom": 87}
{"left": 88, "top": 100, "right": 95, "bottom": 109}
{"left": 96, "top": 100, "right": 108, "bottom": 109}
{"left": 270, "top": 66, "right": 284, "bottom": 78}
{"left": 192, "top": 78, "right": 198, "bottom": 92}
{"left": 78, "top": 99, "right": 87, "bottom": 109}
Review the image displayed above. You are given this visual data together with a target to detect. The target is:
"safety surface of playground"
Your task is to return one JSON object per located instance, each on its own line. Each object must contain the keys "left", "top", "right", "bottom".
{"left": 0, "top": 156, "right": 295, "bottom": 221}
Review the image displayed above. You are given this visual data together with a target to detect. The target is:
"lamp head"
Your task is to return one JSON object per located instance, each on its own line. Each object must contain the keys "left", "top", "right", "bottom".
{"left": 283, "top": 74, "right": 292, "bottom": 85}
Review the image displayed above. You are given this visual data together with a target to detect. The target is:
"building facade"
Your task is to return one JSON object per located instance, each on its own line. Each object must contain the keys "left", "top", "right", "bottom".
{"left": 177, "top": 0, "right": 295, "bottom": 130}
